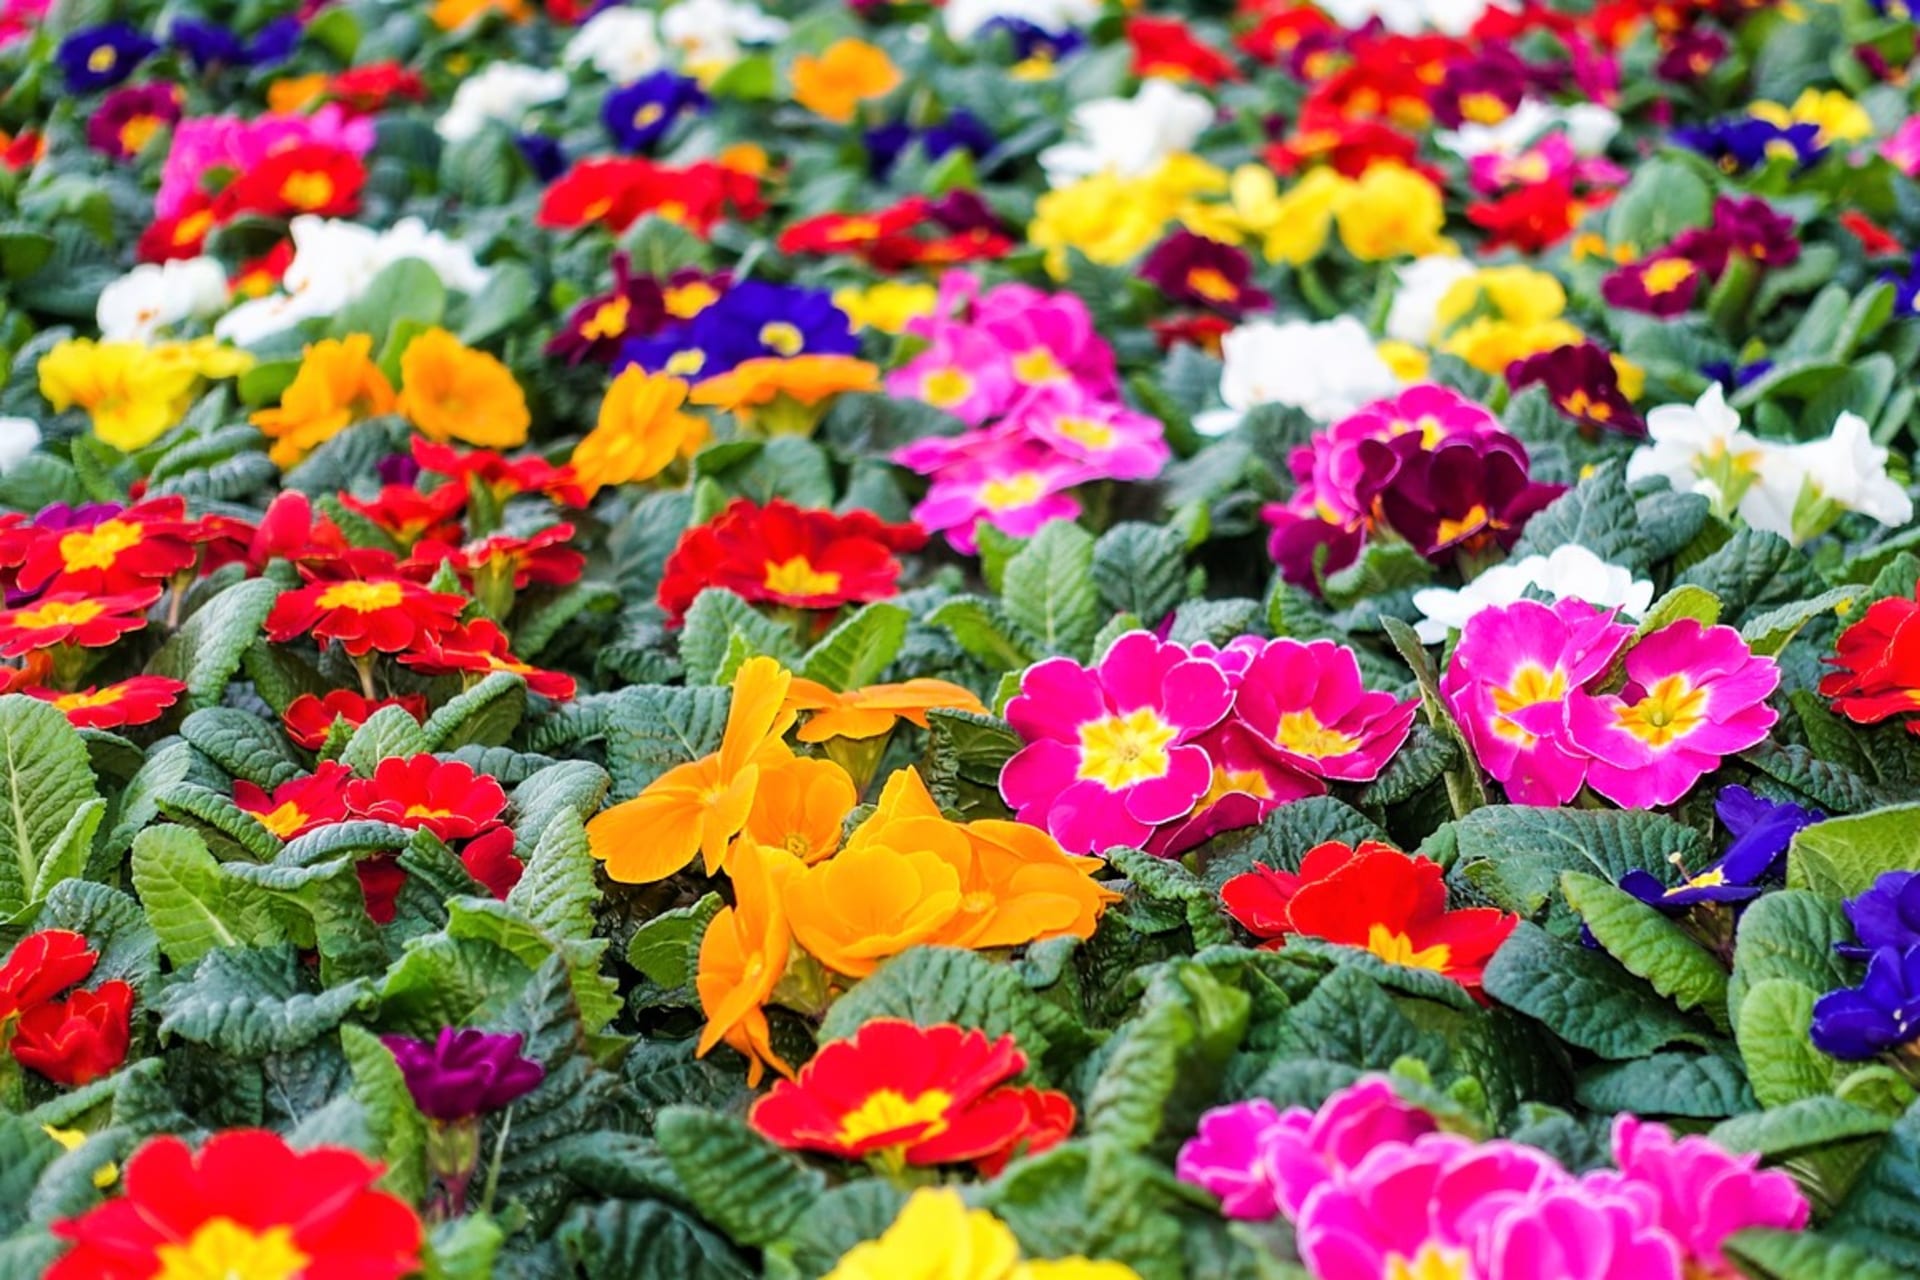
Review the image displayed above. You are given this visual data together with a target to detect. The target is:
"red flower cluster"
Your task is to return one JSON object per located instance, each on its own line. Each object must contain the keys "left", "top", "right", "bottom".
{"left": 0, "top": 929, "right": 133, "bottom": 1087}
{"left": 26, "top": 675, "right": 187, "bottom": 730}
{"left": 1222, "top": 840, "right": 1518, "bottom": 997}
{"left": 1821, "top": 590, "right": 1920, "bottom": 735}
{"left": 411, "top": 438, "right": 586, "bottom": 507}
{"left": 49, "top": 1129, "right": 422, "bottom": 1280}
{"left": 657, "top": 498, "right": 926, "bottom": 625}
{"left": 1128, "top": 16, "right": 1240, "bottom": 85}
{"left": 750, "top": 1020, "right": 1073, "bottom": 1174}
{"left": 283, "top": 690, "right": 430, "bottom": 749}
{"left": 778, "top": 193, "right": 1013, "bottom": 269}
{"left": 537, "top": 157, "right": 764, "bottom": 234}
{"left": 141, "top": 145, "right": 368, "bottom": 261}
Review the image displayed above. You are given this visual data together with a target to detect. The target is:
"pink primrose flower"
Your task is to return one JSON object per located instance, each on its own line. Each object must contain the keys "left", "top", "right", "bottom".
{"left": 1230, "top": 638, "right": 1417, "bottom": 784}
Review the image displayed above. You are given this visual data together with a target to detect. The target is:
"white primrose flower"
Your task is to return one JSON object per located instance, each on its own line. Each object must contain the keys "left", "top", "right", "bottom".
{"left": 942, "top": 0, "right": 1101, "bottom": 40}
{"left": 1385, "top": 255, "right": 1477, "bottom": 347}
{"left": 1413, "top": 545, "right": 1656, "bottom": 643}
{"left": 436, "top": 63, "right": 569, "bottom": 144}
{"left": 1437, "top": 98, "right": 1620, "bottom": 160}
{"left": 563, "top": 6, "right": 665, "bottom": 83}
{"left": 1739, "top": 412, "right": 1914, "bottom": 546}
{"left": 1315, "top": 0, "right": 1495, "bottom": 37}
{"left": 1038, "top": 79, "right": 1215, "bottom": 187}
{"left": 1195, "top": 316, "right": 1403, "bottom": 436}
{"left": 97, "top": 257, "right": 229, "bottom": 344}
{"left": 659, "top": 0, "right": 788, "bottom": 73}
{"left": 1626, "top": 382, "right": 1767, "bottom": 511}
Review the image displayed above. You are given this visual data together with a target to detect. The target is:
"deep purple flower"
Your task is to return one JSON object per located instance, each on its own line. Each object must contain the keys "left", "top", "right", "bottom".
{"left": 1354, "top": 429, "right": 1563, "bottom": 565}
{"left": 1619, "top": 786, "right": 1819, "bottom": 912}
{"left": 546, "top": 253, "right": 678, "bottom": 366}
{"left": 1702, "top": 357, "right": 1774, "bottom": 390}
{"left": 170, "top": 16, "right": 301, "bottom": 69}
{"left": 602, "top": 71, "right": 707, "bottom": 153}
{"left": 620, "top": 280, "right": 856, "bottom": 379}
{"left": 926, "top": 189, "right": 1004, "bottom": 236}
{"left": 1672, "top": 195, "right": 1802, "bottom": 277}
{"left": 1810, "top": 945, "right": 1920, "bottom": 1061}
{"left": 376, "top": 453, "right": 424, "bottom": 489}
{"left": 1883, "top": 255, "right": 1920, "bottom": 320}
{"left": 56, "top": 24, "right": 159, "bottom": 93}
{"left": 865, "top": 111, "right": 994, "bottom": 178}
{"left": 1601, "top": 253, "right": 1702, "bottom": 316}
{"left": 32, "top": 502, "right": 126, "bottom": 532}
{"left": 1139, "top": 230, "right": 1272, "bottom": 318}
{"left": 86, "top": 84, "right": 184, "bottom": 160}
{"left": 1657, "top": 29, "right": 1727, "bottom": 83}
{"left": 515, "top": 133, "right": 569, "bottom": 184}
{"left": 1672, "top": 118, "right": 1824, "bottom": 173}
{"left": 1839, "top": 871, "right": 1920, "bottom": 960}
{"left": 980, "top": 16, "right": 1086, "bottom": 62}
{"left": 1506, "top": 342, "right": 1645, "bottom": 438}
{"left": 383, "top": 1028, "right": 545, "bottom": 1121}
{"left": 1431, "top": 48, "right": 1552, "bottom": 129}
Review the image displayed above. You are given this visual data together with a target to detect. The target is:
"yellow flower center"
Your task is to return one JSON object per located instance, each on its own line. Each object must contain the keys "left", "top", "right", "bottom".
{"left": 175, "top": 209, "right": 214, "bottom": 246}
{"left": 921, "top": 368, "right": 973, "bottom": 408}
{"left": 87, "top": 46, "right": 117, "bottom": 74}
{"left": 1196, "top": 766, "right": 1273, "bottom": 812}
{"left": 980, "top": 472, "right": 1044, "bottom": 511}
{"left": 1386, "top": 1243, "right": 1472, "bottom": 1280}
{"left": 1054, "top": 417, "right": 1116, "bottom": 450}
{"left": 119, "top": 115, "right": 163, "bottom": 154}
{"left": 59, "top": 519, "right": 144, "bottom": 572}
{"left": 665, "top": 349, "right": 706, "bottom": 377}
{"left": 280, "top": 171, "right": 336, "bottom": 210}
{"left": 1613, "top": 674, "right": 1708, "bottom": 748}
{"left": 315, "top": 580, "right": 405, "bottom": 612}
{"left": 581, "top": 296, "right": 631, "bottom": 341}
{"left": 665, "top": 281, "right": 719, "bottom": 317}
{"left": 835, "top": 1088, "right": 954, "bottom": 1146}
{"left": 1274, "top": 709, "right": 1360, "bottom": 759}
{"left": 255, "top": 802, "right": 311, "bottom": 839}
{"left": 1077, "top": 708, "right": 1178, "bottom": 789}
{"left": 1560, "top": 389, "right": 1612, "bottom": 421}
{"left": 1641, "top": 258, "right": 1696, "bottom": 295}
{"left": 759, "top": 322, "right": 805, "bottom": 357}
{"left": 1012, "top": 349, "right": 1066, "bottom": 384}
{"left": 13, "top": 599, "right": 106, "bottom": 629}
{"left": 402, "top": 803, "right": 457, "bottom": 822}
{"left": 52, "top": 687, "right": 123, "bottom": 713}
{"left": 1666, "top": 867, "right": 1726, "bottom": 896}
{"left": 1432, "top": 503, "right": 1491, "bottom": 546}
{"left": 762, "top": 556, "right": 842, "bottom": 597}
{"left": 633, "top": 102, "right": 667, "bottom": 130}
{"left": 1366, "top": 924, "right": 1453, "bottom": 972}
{"left": 153, "top": 1218, "right": 310, "bottom": 1280}
{"left": 1185, "top": 267, "right": 1239, "bottom": 303}
{"left": 1489, "top": 663, "right": 1567, "bottom": 746}
{"left": 1458, "top": 91, "right": 1509, "bottom": 124}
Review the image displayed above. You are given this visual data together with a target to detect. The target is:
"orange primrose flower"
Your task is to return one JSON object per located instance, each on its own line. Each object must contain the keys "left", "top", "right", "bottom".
{"left": 785, "top": 676, "right": 989, "bottom": 743}
{"left": 740, "top": 754, "right": 859, "bottom": 864}
{"left": 585, "top": 656, "right": 796, "bottom": 882}
{"left": 696, "top": 838, "right": 801, "bottom": 1085}
{"left": 790, "top": 39, "right": 902, "bottom": 123}
{"left": 688, "top": 355, "right": 881, "bottom": 413}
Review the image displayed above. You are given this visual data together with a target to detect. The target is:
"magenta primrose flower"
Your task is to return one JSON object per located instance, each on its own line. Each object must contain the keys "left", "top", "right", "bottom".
{"left": 909, "top": 442, "right": 1093, "bottom": 554}
{"left": 1005, "top": 385, "right": 1170, "bottom": 481}
{"left": 1232, "top": 638, "right": 1418, "bottom": 785}
{"left": 1143, "top": 721, "right": 1319, "bottom": 857}
{"left": 1001, "top": 630, "right": 1232, "bottom": 854}
{"left": 1566, "top": 619, "right": 1780, "bottom": 808}
{"left": 1441, "top": 598, "right": 1633, "bottom": 806}
{"left": 887, "top": 327, "right": 1020, "bottom": 425}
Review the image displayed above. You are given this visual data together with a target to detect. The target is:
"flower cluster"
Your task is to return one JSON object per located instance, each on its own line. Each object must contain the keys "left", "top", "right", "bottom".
{"left": 1002, "top": 632, "right": 1416, "bottom": 856}
{"left": 0, "top": 930, "right": 133, "bottom": 1087}
{"left": 1822, "top": 583, "right": 1920, "bottom": 736}
{"left": 1442, "top": 600, "right": 1780, "bottom": 808}
{"left": 1178, "top": 1077, "right": 1808, "bottom": 1280}
{"left": 1813, "top": 871, "right": 1920, "bottom": 1068}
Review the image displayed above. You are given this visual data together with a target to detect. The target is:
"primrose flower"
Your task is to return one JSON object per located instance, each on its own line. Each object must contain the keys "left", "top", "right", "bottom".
{"left": 345, "top": 755, "right": 509, "bottom": 844}
{"left": 603, "top": 70, "right": 707, "bottom": 152}
{"left": 1003, "top": 386, "right": 1170, "bottom": 480}
{"left": 656, "top": 499, "right": 924, "bottom": 625}
{"left": 235, "top": 763, "right": 354, "bottom": 841}
{"left": 264, "top": 575, "right": 467, "bottom": 657}
{"left": 382, "top": 1028, "right": 544, "bottom": 1122}
{"left": 785, "top": 676, "right": 988, "bottom": 742}
{"left": 1198, "top": 316, "right": 1401, "bottom": 435}
{"left": 250, "top": 334, "right": 399, "bottom": 468}
{"left": 56, "top": 24, "right": 158, "bottom": 93}
{"left": 1821, "top": 588, "right": 1920, "bottom": 734}
{"left": 1620, "top": 786, "right": 1818, "bottom": 912}
{"left": 0, "top": 589, "right": 159, "bottom": 658}
{"left": 1566, "top": 620, "right": 1780, "bottom": 809}
{"left": 569, "top": 366, "right": 706, "bottom": 497}
{"left": 436, "top": 62, "right": 568, "bottom": 143}
{"left": 1001, "top": 631, "right": 1232, "bottom": 854}
{"left": 1413, "top": 546, "right": 1653, "bottom": 644}
{"left": 696, "top": 838, "right": 799, "bottom": 1084}
{"left": 1039, "top": 79, "right": 1213, "bottom": 186}
{"left": 909, "top": 443, "right": 1094, "bottom": 554}
{"left": 398, "top": 328, "right": 530, "bottom": 450}
{"left": 1739, "top": 411, "right": 1914, "bottom": 546}
{"left": 27, "top": 676, "right": 186, "bottom": 731}
{"left": 1230, "top": 638, "right": 1416, "bottom": 784}
{"left": 1839, "top": 870, "right": 1920, "bottom": 959}
{"left": 1812, "top": 945, "right": 1920, "bottom": 1061}
{"left": 37, "top": 339, "right": 198, "bottom": 452}
{"left": 1440, "top": 599, "right": 1634, "bottom": 806}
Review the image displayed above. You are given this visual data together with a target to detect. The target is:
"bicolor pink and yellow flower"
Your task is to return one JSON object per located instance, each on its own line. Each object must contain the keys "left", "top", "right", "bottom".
{"left": 1232, "top": 638, "right": 1418, "bottom": 786}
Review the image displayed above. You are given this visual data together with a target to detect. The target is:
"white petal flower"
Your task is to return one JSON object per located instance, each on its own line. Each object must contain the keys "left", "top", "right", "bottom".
{"left": 1739, "top": 412, "right": 1914, "bottom": 544}
{"left": 1201, "top": 316, "right": 1402, "bottom": 435}
{"left": 0, "top": 417, "right": 41, "bottom": 473}
{"left": 1412, "top": 546, "right": 1654, "bottom": 642}
{"left": 659, "top": 0, "right": 787, "bottom": 71}
{"left": 941, "top": 0, "right": 1099, "bottom": 39}
{"left": 1038, "top": 79, "right": 1214, "bottom": 186}
{"left": 97, "top": 258, "right": 229, "bottom": 343}
{"left": 1316, "top": 0, "right": 1490, "bottom": 37}
{"left": 437, "top": 63, "right": 569, "bottom": 144}
{"left": 1626, "top": 383, "right": 1764, "bottom": 496}
{"left": 1438, "top": 99, "right": 1620, "bottom": 159}
{"left": 1386, "top": 256, "right": 1476, "bottom": 346}
{"left": 563, "top": 6, "right": 663, "bottom": 82}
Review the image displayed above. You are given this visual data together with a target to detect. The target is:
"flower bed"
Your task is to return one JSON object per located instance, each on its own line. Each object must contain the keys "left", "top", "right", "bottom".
{"left": 1, "top": 0, "right": 1919, "bottom": 1276}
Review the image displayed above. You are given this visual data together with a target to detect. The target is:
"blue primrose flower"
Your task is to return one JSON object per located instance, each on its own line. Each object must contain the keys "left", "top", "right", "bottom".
{"left": 1838, "top": 870, "right": 1920, "bottom": 960}
{"left": 622, "top": 281, "right": 857, "bottom": 378}
{"left": 1811, "top": 945, "right": 1920, "bottom": 1061}
{"left": 1619, "top": 785, "right": 1820, "bottom": 912}
{"left": 56, "top": 23, "right": 160, "bottom": 94}
{"left": 1883, "top": 256, "right": 1920, "bottom": 319}
{"left": 1671, "top": 118, "right": 1824, "bottom": 173}
{"left": 602, "top": 71, "right": 708, "bottom": 153}
{"left": 864, "top": 111, "right": 996, "bottom": 179}
{"left": 515, "top": 133, "right": 569, "bottom": 184}
{"left": 1701, "top": 358, "right": 1773, "bottom": 391}
{"left": 170, "top": 16, "right": 301, "bottom": 70}
{"left": 980, "top": 17, "right": 1086, "bottom": 63}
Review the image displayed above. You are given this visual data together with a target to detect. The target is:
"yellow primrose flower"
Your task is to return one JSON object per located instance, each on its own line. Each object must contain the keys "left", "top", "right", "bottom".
{"left": 38, "top": 338, "right": 198, "bottom": 452}
{"left": 1612, "top": 354, "right": 1646, "bottom": 402}
{"left": 1334, "top": 163, "right": 1451, "bottom": 261}
{"left": 1377, "top": 340, "right": 1431, "bottom": 382}
{"left": 153, "top": 336, "right": 256, "bottom": 381}
{"left": 834, "top": 281, "right": 938, "bottom": 333}
{"left": 824, "top": 1189, "right": 1019, "bottom": 1280}
{"left": 1261, "top": 166, "right": 1353, "bottom": 265}
{"left": 42, "top": 1126, "right": 117, "bottom": 1188}
{"left": 1441, "top": 317, "right": 1585, "bottom": 374}
{"left": 1436, "top": 265, "right": 1567, "bottom": 331}
{"left": 1750, "top": 89, "right": 1872, "bottom": 146}
{"left": 1014, "top": 1264, "right": 1142, "bottom": 1280}
{"left": 791, "top": 39, "right": 901, "bottom": 123}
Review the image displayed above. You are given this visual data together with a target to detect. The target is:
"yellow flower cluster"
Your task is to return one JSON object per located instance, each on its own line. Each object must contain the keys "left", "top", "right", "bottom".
{"left": 1432, "top": 266, "right": 1583, "bottom": 374}
{"left": 39, "top": 337, "right": 254, "bottom": 451}
{"left": 825, "top": 1189, "right": 1142, "bottom": 1280}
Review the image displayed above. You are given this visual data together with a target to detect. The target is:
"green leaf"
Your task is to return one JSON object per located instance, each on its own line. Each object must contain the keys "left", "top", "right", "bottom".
{"left": 180, "top": 707, "right": 305, "bottom": 789}
{"left": 1508, "top": 460, "right": 1651, "bottom": 574}
{"left": 654, "top": 1108, "right": 826, "bottom": 1247}
{"left": 679, "top": 589, "right": 803, "bottom": 686}
{"left": 800, "top": 602, "right": 908, "bottom": 691}
{"left": 1676, "top": 528, "right": 1826, "bottom": 624}
{"left": 1736, "top": 979, "right": 1835, "bottom": 1107}
{"left": 926, "top": 595, "right": 1039, "bottom": 670}
{"left": 1743, "top": 586, "right": 1865, "bottom": 657}
{"left": 1449, "top": 806, "right": 1700, "bottom": 927}
{"left": 1711, "top": 1096, "right": 1894, "bottom": 1159}
{"left": 922, "top": 708, "right": 1020, "bottom": 819}
{"left": 447, "top": 896, "right": 618, "bottom": 1034}
{"left": 29, "top": 798, "right": 104, "bottom": 905}
{"left": 1197, "top": 797, "right": 1387, "bottom": 888}
{"left": 341, "top": 705, "right": 433, "bottom": 774}
{"left": 985, "top": 1141, "right": 1191, "bottom": 1280}
{"left": 1827, "top": 1099, "right": 1920, "bottom": 1266}
{"left": 1730, "top": 891, "right": 1856, "bottom": 1026}
{"left": 1483, "top": 922, "right": 1716, "bottom": 1058}
{"left": 1278, "top": 965, "right": 1447, "bottom": 1074}
{"left": 154, "top": 946, "right": 378, "bottom": 1057}
{"left": 1561, "top": 872, "right": 1729, "bottom": 1023}
{"left": 507, "top": 761, "right": 610, "bottom": 860}
{"left": 1789, "top": 805, "right": 1920, "bottom": 898}
{"left": 341, "top": 1023, "right": 429, "bottom": 1202}
{"left": 1321, "top": 540, "right": 1433, "bottom": 610}
{"left": 0, "top": 695, "right": 100, "bottom": 915}
{"left": 1002, "top": 519, "right": 1101, "bottom": 659}
{"left": 335, "top": 258, "right": 447, "bottom": 345}
{"left": 602, "top": 684, "right": 730, "bottom": 800}
{"left": 1723, "top": 1229, "right": 1906, "bottom": 1280}
{"left": 1574, "top": 1052, "right": 1755, "bottom": 1118}
{"left": 1109, "top": 848, "right": 1235, "bottom": 947}
{"left": 557, "top": 1198, "right": 754, "bottom": 1280}
{"left": 155, "top": 781, "right": 286, "bottom": 862}
{"left": 146, "top": 578, "right": 280, "bottom": 711}
{"left": 1086, "top": 963, "right": 1250, "bottom": 1154}
{"left": 1091, "top": 523, "right": 1188, "bottom": 624}
{"left": 1605, "top": 155, "right": 1713, "bottom": 248}
{"left": 224, "top": 856, "right": 388, "bottom": 984}
{"left": 422, "top": 673, "right": 527, "bottom": 751}
{"left": 626, "top": 892, "right": 722, "bottom": 989}
{"left": 1744, "top": 741, "right": 1894, "bottom": 816}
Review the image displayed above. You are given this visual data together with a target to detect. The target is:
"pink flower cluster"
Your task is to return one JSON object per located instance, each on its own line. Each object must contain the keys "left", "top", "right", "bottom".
{"left": 156, "top": 106, "right": 376, "bottom": 219}
{"left": 890, "top": 272, "right": 1169, "bottom": 552}
{"left": 1467, "top": 134, "right": 1626, "bottom": 195}
{"left": 1440, "top": 599, "right": 1779, "bottom": 808}
{"left": 999, "top": 631, "right": 1415, "bottom": 857}
{"left": 1263, "top": 385, "right": 1563, "bottom": 592}
{"left": 1177, "top": 1079, "right": 1809, "bottom": 1280}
